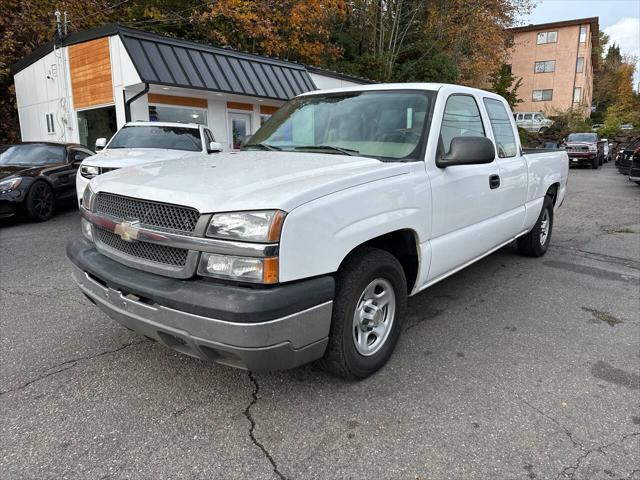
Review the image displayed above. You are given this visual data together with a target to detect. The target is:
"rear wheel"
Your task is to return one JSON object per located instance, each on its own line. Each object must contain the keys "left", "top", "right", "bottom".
{"left": 320, "top": 247, "right": 407, "bottom": 379}
{"left": 517, "top": 196, "right": 553, "bottom": 257}
{"left": 25, "top": 181, "right": 55, "bottom": 221}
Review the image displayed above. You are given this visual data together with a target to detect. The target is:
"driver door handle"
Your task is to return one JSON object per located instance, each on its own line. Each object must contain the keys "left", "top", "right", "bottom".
{"left": 489, "top": 174, "right": 501, "bottom": 189}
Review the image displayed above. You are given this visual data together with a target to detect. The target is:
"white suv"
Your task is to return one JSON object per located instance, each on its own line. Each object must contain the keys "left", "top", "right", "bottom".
{"left": 76, "top": 122, "right": 222, "bottom": 203}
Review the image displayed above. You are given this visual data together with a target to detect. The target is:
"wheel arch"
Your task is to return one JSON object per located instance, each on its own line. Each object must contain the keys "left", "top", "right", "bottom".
{"left": 337, "top": 229, "right": 420, "bottom": 294}
{"left": 546, "top": 182, "right": 560, "bottom": 206}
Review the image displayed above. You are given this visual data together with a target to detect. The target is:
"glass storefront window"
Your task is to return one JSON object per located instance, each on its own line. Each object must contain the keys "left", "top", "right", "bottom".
{"left": 77, "top": 106, "right": 117, "bottom": 150}
{"left": 148, "top": 105, "right": 208, "bottom": 125}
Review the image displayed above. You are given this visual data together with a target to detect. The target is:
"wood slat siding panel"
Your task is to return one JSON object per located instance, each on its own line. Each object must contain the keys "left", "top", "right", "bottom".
{"left": 69, "top": 38, "right": 113, "bottom": 109}
{"left": 260, "top": 105, "right": 279, "bottom": 115}
{"left": 148, "top": 93, "right": 208, "bottom": 108}
{"left": 227, "top": 101, "right": 253, "bottom": 111}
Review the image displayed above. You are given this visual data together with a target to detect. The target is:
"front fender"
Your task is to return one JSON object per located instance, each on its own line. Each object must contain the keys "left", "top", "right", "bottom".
{"left": 278, "top": 164, "right": 430, "bottom": 283}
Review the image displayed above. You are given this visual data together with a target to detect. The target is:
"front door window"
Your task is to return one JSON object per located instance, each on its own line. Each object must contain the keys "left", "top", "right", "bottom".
{"left": 229, "top": 113, "right": 252, "bottom": 150}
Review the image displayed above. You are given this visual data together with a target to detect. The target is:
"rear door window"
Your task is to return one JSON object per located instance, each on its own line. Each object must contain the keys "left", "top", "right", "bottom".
{"left": 483, "top": 98, "right": 517, "bottom": 158}
{"left": 439, "top": 94, "right": 485, "bottom": 156}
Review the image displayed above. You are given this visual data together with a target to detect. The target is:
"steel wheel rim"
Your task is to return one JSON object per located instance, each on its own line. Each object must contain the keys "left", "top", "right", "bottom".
{"left": 34, "top": 185, "right": 53, "bottom": 217}
{"left": 539, "top": 209, "right": 550, "bottom": 245}
{"left": 352, "top": 278, "right": 396, "bottom": 356}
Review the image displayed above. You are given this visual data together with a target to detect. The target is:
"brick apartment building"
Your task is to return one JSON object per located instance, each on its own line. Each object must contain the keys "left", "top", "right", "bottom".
{"left": 507, "top": 17, "right": 599, "bottom": 117}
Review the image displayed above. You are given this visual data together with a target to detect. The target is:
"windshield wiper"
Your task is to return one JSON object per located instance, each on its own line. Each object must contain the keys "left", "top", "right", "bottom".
{"left": 243, "top": 143, "right": 281, "bottom": 151}
{"left": 293, "top": 145, "right": 359, "bottom": 156}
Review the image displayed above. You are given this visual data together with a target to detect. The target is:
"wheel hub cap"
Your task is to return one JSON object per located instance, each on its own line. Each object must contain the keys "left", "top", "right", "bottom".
{"left": 539, "top": 209, "right": 550, "bottom": 245}
{"left": 352, "top": 278, "right": 396, "bottom": 356}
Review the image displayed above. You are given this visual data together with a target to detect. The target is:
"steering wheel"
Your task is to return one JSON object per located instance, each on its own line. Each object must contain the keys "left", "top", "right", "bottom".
{"left": 379, "top": 129, "right": 421, "bottom": 143}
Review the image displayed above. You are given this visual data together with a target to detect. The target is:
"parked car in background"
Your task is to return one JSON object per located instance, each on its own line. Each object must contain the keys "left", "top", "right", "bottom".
{"left": 76, "top": 122, "right": 223, "bottom": 204}
{"left": 616, "top": 139, "right": 640, "bottom": 176}
{"left": 514, "top": 112, "right": 554, "bottom": 133}
{"left": 620, "top": 124, "right": 634, "bottom": 131}
{"left": 591, "top": 123, "right": 603, "bottom": 131}
{"left": 565, "top": 132, "right": 604, "bottom": 169}
{"left": 628, "top": 146, "right": 640, "bottom": 185}
{"left": 1, "top": 142, "right": 94, "bottom": 221}
{"left": 68, "top": 83, "right": 568, "bottom": 379}
{"left": 601, "top": 138, "right": 612, "bottom": 162}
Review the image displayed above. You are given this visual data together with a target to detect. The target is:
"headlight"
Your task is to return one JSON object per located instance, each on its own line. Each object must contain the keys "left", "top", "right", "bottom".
{"left": 198, "top": 253, "right": 279, "bottom": 284}
{"left": 81, "top": 218, "right": 93, "bottom": 241}
{"left": 206, "top": 210, "right": 286, "bottom": 242}
{"left": 588, "top": 145, "right": 597, "bottom": 151}
{"left": 82, "top": 186, "right": 95, "bottom": 211}
{"left": 0, "top": 177, "right": 22, "bottom": 193}
{"left": 81, "top": 165, "right": 99, "bottom": 179}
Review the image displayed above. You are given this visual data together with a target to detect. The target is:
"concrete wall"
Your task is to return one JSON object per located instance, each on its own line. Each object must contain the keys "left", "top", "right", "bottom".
{"left": 508, "top": 23, "right": 594, "bottom": 117}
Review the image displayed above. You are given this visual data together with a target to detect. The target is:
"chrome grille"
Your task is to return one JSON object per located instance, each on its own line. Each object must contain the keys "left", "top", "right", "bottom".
{"left": 95, "top": 227, "right": 189, "bottom": 267}
{"left": 95, "top": 193, "right": 200, "bottom": 234}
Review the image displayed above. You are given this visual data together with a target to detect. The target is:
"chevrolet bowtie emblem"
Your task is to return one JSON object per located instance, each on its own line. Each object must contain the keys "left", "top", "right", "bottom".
{"left": 114, "top": 220, "right": 140, "bottom": 242}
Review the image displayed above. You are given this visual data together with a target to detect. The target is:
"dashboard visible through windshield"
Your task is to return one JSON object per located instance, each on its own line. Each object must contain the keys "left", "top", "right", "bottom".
{"left": 244, "top": 90, "right": 435, "bottom": 161}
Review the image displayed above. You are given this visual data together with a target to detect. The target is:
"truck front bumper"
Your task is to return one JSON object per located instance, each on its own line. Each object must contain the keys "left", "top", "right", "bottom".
{"left": 67, "top": 238, "right": 334, "bottom": 370}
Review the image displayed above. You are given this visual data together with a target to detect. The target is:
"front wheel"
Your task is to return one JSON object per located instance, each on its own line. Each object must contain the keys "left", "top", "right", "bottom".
{"left": 517, "top": 196, "right": 553, "bottom": 257}
{"left": 25, "top": 181, "right": 55, "bottom": 221}
{"left": 592, "top": 156, "right": 599, "bottom": 169}
{"left": 320, "top": 247, "right": 407, "bottom": 379}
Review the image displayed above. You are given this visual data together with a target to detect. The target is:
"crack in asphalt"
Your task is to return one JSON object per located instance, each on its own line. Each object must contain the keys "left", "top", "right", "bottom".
{"left": 556, "top": 432, "right": 640, "bottom": 480}
{"left": 519, "top": 398, "right": 583, "bottom": 450}
{"left": 244, "top": 372, "right": 287, "bottom": 480}
{"left": 519, "top": 398, "right": 640, "bottom": 480}
{"left": 0, "top": 340, "right": 144, "bottom": 396}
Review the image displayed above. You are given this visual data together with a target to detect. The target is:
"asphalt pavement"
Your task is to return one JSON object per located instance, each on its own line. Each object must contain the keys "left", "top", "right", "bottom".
{"left": 1, "top": 163, "right": 639, "bottom": 480}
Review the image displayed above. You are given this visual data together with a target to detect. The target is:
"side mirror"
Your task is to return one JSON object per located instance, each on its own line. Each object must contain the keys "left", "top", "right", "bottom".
{"left": 95, "top": 138, "right": 107, "bottom": 151}
{"left": 208, "top": 141, "right": 223, "bottom": 153}
{"left": 437, "top": 136, "right": 495, "bottom": 168}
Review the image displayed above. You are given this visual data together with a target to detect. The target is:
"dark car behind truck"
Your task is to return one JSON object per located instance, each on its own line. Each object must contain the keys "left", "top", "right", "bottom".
{"left": 565, "top": 132, "right": 603, "bottom": 169}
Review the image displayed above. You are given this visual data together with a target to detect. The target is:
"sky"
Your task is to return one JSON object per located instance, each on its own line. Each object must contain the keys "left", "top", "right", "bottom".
{"left": 522, "top": 0, "right": 640, "bottom": 88}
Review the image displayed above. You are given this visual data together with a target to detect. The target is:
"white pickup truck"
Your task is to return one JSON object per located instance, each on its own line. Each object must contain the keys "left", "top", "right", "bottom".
{"left": 68, "top": 83, "right": 568, "bottom": 379}
{"left": 75, "top": 121, "right": 222, "bottom": 203}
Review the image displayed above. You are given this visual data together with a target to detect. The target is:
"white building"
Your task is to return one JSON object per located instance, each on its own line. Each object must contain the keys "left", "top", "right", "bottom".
{"left": 11, "top": 24, "right": 368, "bottom": 151}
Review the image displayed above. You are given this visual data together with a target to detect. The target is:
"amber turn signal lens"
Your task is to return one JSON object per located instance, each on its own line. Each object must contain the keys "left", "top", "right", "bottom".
{"left": 262, "top": 257, "right": 279, "bottom": 284}
{"left": 267, "top": 211, "right": 287, "bottom": 242}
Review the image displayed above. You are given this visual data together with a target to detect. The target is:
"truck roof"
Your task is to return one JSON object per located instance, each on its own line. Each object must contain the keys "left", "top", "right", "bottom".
{"left": 123, "top": 121, "right": 200, "bottom": 129}
{"left": 299, "top": 82, "right": 499, "bottom": 97}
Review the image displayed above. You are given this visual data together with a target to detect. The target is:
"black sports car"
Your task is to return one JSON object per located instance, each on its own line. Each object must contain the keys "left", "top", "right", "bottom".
{"left": 0, "top": 142, "right": 94, "bottom": 221}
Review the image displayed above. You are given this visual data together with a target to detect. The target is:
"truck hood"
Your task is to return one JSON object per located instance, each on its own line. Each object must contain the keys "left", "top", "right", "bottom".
{"left": 83, "top": 148, "right": 196, "bottom": 169}
{"left": 90, "top": 151, "right": 409, "bottom": 213}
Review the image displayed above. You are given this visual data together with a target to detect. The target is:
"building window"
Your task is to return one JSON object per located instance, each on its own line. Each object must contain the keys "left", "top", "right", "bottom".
{"left": 45, "top": 113, "right": 55, "bottom": 134}
{"left": 576, "top": 57, "right": 584, "bottom": 73}
{"left": 532, "top": 89, "right": 553, "bottom": 102}
{"left": 148, "top": 105, "right": 208, "bottom": 125}
{"left": 534, "top": 60, "right": 555, "bottom": 73}
{"left": 536, "top": 31, "right": 557, "bottom": 44}
{"left": 579, "top": 25, "right": 587, "bottom": 43}
{"left": 77, "top": 106, "right": 117, "bottom": 150}
{"left": 573, "top": 87, "right": 582, "bottom": 103}
{"left": 260, "top": 114, "right": 271, "bottom": 126}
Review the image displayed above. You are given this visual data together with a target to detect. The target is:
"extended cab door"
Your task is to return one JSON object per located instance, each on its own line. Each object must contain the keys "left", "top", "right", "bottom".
{"left": 482, "top": 97, "right": 528, "bottom": 237}
{"left": 424, "top": 91, "right": 503, "bottom": 283}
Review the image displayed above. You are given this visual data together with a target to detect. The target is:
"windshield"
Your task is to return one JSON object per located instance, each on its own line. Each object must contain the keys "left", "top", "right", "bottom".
{"left": 107, "top": 126, "right": 202, "bottom": 151}
{"left": 244, "top": 90, "right": 434, "bottom": 161}
{"left": 567, "top": 133, "right": 597, "bottom": 143}
{"left": 0, "top": 144, "right": 65, "bottom": 166}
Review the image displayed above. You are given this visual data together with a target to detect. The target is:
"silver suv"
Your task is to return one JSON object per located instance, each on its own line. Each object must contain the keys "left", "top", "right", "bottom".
{"left": 514, "top": 112, "right": 554, "bottom": 133}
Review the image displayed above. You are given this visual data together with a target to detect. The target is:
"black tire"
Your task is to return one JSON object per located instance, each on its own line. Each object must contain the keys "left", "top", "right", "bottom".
{"left": 598, "top": 155, "right": 603, "bottom": 166}
{"left": 25, "top": 181, "right": 55, "bottom": 221}
{"left": 592, "top": 156, "right": 599, "bottom": 169}
{"left": 319, "top": 247, "right": 407, "bottom": 379}
{"left": 517, "top": 196, "right": 553, "bottom": 257}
